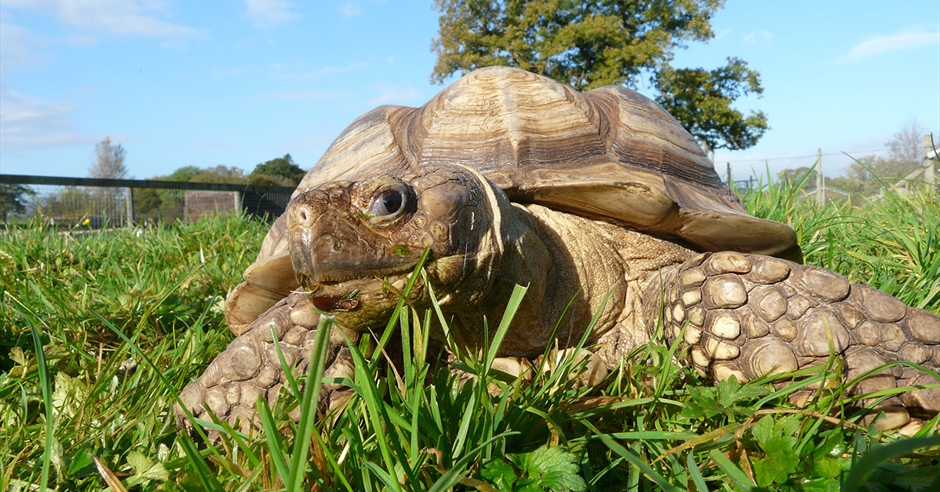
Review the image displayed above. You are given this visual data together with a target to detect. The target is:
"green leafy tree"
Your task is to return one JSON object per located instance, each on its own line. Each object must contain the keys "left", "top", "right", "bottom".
{"left": 163, "top": 166, "right": 203, "bottom": 183}
{"left": 249, "top": 154, "right": 305, "bottom": 187}
{"left": 132, "top": 188, "right": 163, "bottom": 220}
{"left": 135, "top": 166, "right": 223, "bottom": 222}
{"left": 0, "top": 184, "right": 36, "bottom": 223}
{"left": 42, "top": 187, "right": 92, "bottom": 220}
{"left": 432, "top": 0, "right": 768, "bottom": 150}
{"left": 655, "top": 58, "right": 767, "bottom": 150}
{"left": 190, "top": 165, "right": 247, "bottom": 185}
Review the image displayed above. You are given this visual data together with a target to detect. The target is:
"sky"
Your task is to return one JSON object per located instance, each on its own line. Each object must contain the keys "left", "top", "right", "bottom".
{"left": 1, "top": 1, "right": 938, "bottom": 183}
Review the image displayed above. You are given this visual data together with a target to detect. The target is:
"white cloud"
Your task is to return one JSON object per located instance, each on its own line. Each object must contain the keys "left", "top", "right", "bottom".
{"left": 844, "top": 29, "right": 940, "bottom": 62}
{"left": 2, "top": 0, "right": 205, "bottom": 40}
{"left": 244, "top": 0, "right": 298, "bottom": 28}
{"left": 337, "top": 1, "right": 361, "bottom": 17}
{"left": 0, "top": 22, "right": 49, "bottom": 70}
{"left": 0, "top": 86, "right": 92, "bottom": 151}
{"left": 743, "top": 29, "right": 773, "bottom": 44}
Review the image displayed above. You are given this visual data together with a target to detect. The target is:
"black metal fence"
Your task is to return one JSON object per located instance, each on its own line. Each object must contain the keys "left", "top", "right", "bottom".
{"left": 0, "top": 174, "right": 294, "bottom": 227}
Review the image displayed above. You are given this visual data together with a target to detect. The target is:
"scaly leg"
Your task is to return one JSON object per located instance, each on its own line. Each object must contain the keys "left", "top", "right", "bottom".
{"left": 650, "top": 251, "right": 939, "bottom": 430}
{"left": 175, "top": 292, "right": 357, "bottom": 440}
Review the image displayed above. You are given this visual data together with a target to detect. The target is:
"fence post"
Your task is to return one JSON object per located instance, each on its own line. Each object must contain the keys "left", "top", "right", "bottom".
{"left": 816, "top": 148, "right": 824, "bottom": 205}
{"left": 125, "top": 187, "right": 134, "bottom": 229}
{"left": 925, "top": 134, "right": 936, "bottom": 194}
{"left": 234, "top": 191, "right": 242, "bottom": 215}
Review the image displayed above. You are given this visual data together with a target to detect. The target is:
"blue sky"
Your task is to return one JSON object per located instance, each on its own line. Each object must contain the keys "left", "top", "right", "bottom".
{"left": 1, "top": 1, "right": 938, "bottom": 183}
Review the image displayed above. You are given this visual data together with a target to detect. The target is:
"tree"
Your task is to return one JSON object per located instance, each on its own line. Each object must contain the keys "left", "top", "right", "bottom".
{"left": 431, "top": 0, "right": 768, "bottom": 150}
{"left": 136, "top": 166, "right": 205, "bottom": 221}
{"left": 885, "top": 117, "right": 927, "bottom": 173}
{"left": 839, "top": 118, "right": 929, "bottom": 197}
{"left": 777, "top": 167, "right": 813, "bottom": 186}
{"left": 190, "top": 165, "right": 247, "bottom": 184}
{"left": 163, "top": 166, "right": 203, "bottom": 183}
{"left": 249, "top": 154, "right": 305, "bottom": 187}
{"left": 90, "top": 137, "right": 127, "bottom": 216}
{"left": 42, "top": 187, "right": 92, "bottom": 220}
{"left": 776, "top": 165, "right": 841, "bottom": 194}
{"left": 90, "top": 137, "right": 128, "bottom": 179}
{"left": 132, "top": 188, "right": 163, "bottom": 220}
{"left": 0, "top": 184, "right": 36, "bottom": 223}
{"left": 134, "top": 166, "right": 254, "bottom": 222}
{"left": 654, "top": 58, "right": 767, "bottom": 150}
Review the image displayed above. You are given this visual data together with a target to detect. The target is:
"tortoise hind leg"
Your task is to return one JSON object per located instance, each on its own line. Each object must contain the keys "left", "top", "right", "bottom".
{"left": 652, "top": 251, "right": 940, "bottom": 430}
{"left": 175, "top": 292, "right": 356, "bottom": 441}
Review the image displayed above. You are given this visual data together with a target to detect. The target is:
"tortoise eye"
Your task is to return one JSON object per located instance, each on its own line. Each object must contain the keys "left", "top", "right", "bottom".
{"left": 369, "top": 188, "right": 405, "bottom": 219}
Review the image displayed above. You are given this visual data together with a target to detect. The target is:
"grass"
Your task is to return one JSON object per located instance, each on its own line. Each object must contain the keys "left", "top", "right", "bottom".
{"left": 1, "top": 178, "right": 938, "bottom": 491}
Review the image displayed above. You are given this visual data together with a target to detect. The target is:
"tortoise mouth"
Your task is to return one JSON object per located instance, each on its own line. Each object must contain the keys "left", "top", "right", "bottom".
{"left": 290, "top": 224, "right": 420, "bottom": 313}
{"left": 297, "top": 270, "right": 416, "bottom": 313}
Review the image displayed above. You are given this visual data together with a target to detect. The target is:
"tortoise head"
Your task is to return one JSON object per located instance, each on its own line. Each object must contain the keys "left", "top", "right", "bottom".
{"left": 285, "top": 164, "right": 511, "bottom": 329}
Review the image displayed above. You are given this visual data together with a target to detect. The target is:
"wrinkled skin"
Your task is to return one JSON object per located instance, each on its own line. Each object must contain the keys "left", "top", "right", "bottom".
{"left": 286, "top": 166, "right": 512, "bottom": 336}
{"left": 177, "top": 163, "right": 940, "bottom": 437}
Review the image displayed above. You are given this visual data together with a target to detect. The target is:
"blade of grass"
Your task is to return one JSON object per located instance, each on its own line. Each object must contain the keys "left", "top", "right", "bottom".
{"left": 427, "top": 432, "right": 519, "bottom": 492}
{"left": 708, "top": 449, "right": 755, "bottom": 491}
{"left": 842, "top": 436, "right": 940, "bottom": 492}
{"left": 271, "top": 324, "right": 303, "bottom": 400}
{"left": 686, "top": 449, "right": 708, "bottom": 492}
{"left": 597, "top": 433, "right": 682, "bottom": 492}
{"left": 21, "top": 309, "right": 52, "bottom": 492}
{"left": 177, "top": 433, "right": 224, "bottom": 492}
{"left": 92, "top": 309, "right": 230, "bottom": 469}
{"left": 339, "top": 328, "right": 415, "bottom": 490}
{"left": 371, "top": 248, "right": 432, "bottom": 371}
{"left": 286, "top": 314, "right": 336, "bottom": 491}
{"left": 482, "top": 284, "right": 528, "bottom": 374}
{"left": 256, "top": 398, "right": 290, "bottom": 484}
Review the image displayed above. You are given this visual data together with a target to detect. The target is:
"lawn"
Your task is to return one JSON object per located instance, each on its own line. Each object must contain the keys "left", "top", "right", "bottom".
{"left": 1, "top": 179, "right": 938, "bottom": 491}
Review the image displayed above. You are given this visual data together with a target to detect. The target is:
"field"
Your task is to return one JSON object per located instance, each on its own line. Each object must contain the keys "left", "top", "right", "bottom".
{"left": 1, "top": 179, "right": 938, "bottom": 491}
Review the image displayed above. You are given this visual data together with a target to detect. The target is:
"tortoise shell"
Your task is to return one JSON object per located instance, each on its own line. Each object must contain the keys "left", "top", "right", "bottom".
{"left": 225, "top": 66, "right": 799, "bottom": 333}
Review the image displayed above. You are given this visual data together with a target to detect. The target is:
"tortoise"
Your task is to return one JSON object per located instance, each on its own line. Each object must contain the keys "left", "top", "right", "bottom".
{"left": 177, "top": 66, "right": 939, "bottom": 435}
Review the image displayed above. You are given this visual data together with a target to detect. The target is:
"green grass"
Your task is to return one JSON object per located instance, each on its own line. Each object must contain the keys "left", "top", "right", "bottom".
{"left": 1, "top": 179, "right": 938, "bottom": 491}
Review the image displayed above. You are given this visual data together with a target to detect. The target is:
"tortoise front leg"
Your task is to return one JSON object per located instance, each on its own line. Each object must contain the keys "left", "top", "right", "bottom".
{"left": 175, "top": 292, "right": 357, "bottom": 440}
{"left": 650, "top": 252, "right": 940, "bottom": 430}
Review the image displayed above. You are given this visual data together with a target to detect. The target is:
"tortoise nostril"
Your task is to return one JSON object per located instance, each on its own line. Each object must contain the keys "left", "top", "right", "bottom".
{"left": 297, "top": 208, "right": 308, "bottom": 223}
